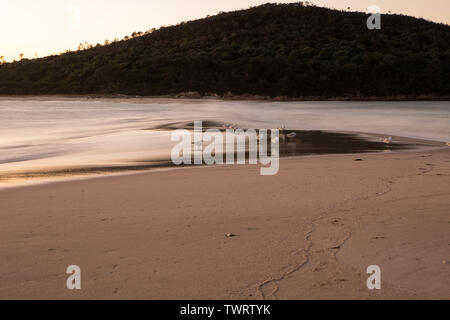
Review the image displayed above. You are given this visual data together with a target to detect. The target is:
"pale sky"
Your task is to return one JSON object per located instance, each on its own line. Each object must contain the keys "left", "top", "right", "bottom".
{"left": 1, "top": 0, "right": 449, "bottom": 62}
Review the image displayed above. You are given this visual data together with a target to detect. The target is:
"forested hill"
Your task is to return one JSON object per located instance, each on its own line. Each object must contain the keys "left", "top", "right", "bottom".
{"left": 1, "top": 3, "right": 449, "bottom": 98}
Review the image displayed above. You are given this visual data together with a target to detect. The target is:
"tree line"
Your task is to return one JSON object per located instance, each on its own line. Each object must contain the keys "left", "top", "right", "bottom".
{"left": 0, "top": 2, "right": 449, "bottom": 98}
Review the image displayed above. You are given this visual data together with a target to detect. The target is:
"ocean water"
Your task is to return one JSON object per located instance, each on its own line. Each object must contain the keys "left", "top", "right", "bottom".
{"left": 0, "top": 99, "right": 449, "bottom": 177}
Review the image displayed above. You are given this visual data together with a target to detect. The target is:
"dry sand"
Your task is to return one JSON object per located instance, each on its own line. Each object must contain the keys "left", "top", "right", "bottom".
{"left": 0, "top": 149, "right": 449, "bottom": 299}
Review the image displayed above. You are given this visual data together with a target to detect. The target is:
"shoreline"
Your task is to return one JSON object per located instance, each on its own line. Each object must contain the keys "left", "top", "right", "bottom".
{"left": 0, "top": 129, "right": 446, "bottom": 189}
{"left": 1, "top": 144, "right": 447, "bottom": 191}
{"left": 1, "top": 94, "right": 450, "bottom": 103}
{"left": 1, "top": 148, "right": 449, "bottom": 299}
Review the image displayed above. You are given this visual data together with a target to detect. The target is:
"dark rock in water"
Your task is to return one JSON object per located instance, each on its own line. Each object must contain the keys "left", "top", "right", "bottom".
{"left": 354, "top": 158, "right": 363, "bottom": 161}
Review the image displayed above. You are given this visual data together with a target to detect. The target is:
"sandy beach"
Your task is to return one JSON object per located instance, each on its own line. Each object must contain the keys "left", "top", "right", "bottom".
{"left": 0, "top": 148, "right": 449, "bottom": 300}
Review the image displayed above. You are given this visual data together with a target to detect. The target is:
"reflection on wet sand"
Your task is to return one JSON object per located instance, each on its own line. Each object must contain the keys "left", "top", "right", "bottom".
{"left": 0, "top": 120, "right": 439, "bottom": 186}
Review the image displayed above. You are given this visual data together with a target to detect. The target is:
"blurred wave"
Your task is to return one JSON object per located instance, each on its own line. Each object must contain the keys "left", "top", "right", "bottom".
{"left": 0, "top": 99, "right": 448, "bottom": 176}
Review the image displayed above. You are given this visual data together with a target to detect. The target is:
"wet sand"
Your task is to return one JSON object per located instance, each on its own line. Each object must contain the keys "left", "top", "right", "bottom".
{"left": 0, "top": 127, "right": 438, "bottom": 187}
{"left": 0, "top": 148, "right": 449, "bottom": 299}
